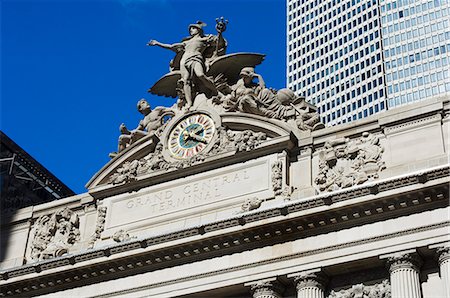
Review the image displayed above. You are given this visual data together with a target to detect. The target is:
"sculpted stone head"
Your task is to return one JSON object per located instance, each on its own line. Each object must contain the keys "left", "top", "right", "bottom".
{"left": 239, "top": 67, "right": 256, "bottom": 78}
{"left": 189, "top": 21, "right": 206, "bottom": 36}
{"left": 137, "top": 99, "right": 151, "bottom": 114}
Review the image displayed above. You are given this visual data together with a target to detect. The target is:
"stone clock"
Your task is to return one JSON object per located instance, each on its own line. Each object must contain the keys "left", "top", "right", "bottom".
{"left": 167, "top": 113, "right": 216, "bottom": 159}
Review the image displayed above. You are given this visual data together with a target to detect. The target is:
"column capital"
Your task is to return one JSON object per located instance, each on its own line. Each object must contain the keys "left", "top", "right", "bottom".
{"left": 245, "top": 277, "right": 284, "bottom": 298}
{"left": 288, "top": 269, "right": 328, "bottom": 291}
{"left": 436, "top": 246, "right": 450, "bottom": 265}
{"left": 385, "top": 252, "right": 423, "bottom": 272}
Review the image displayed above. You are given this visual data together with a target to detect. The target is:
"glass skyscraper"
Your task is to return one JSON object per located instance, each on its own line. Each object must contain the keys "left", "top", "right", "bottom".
{"left": 287, "top": 0, "right": 450, "bottom": 126}
{"left": 381, "top": 0, "right": 450, "bottom": 108}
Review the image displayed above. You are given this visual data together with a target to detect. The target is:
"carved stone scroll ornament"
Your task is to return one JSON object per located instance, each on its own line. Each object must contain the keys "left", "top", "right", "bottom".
{"left": 294, "top": 272, "right": 328, "bottom": 292}
{"left": 109, "top": 128, "right": 267, "bottom": 184}
{"left": 328, "top": 280, "right": 391, "bottom": 298}
{"left": 315, "top": 132, "right": 385, "bottom": 192}
{"left": 271, "top": 160, "right": 283, "bottom": 197}
{"left": 240, "top": 197, "right": 263, "bottom": 212}
{"left": 112, "top": 229, "right": 135, "bottom": 243}
{"left": 87, "top": 206, "right": 107, "bottom": 249}
{"left": 30, "top": 208, "right": 80, "bottom": 261}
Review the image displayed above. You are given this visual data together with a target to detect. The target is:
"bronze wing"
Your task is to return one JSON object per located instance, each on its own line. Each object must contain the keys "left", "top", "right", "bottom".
{"left": 207, "top": 53, "right": 265, "bottom": 85}
{"left": 148, "top": 71, "right": 181, "bottom": 98}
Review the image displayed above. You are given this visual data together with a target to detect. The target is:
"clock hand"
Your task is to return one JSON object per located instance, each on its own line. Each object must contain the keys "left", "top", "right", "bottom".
{"left": 182, "top": 131, "right": 190, "bottom": 142}
{"left": 189, "top": 132, "right": 208, "bottom": 143}
{"left": 191, "top": 125, "right": 204, "bottom": 134}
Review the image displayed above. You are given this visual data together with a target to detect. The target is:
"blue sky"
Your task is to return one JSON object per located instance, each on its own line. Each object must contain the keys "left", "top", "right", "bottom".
{"left": 1, "top": 0, "right": 286, "bottom": 194}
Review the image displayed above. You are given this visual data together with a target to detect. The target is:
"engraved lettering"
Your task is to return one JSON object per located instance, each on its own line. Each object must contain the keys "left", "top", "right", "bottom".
{"left": 115, "top": 164, "right": 269, "bottom": 228}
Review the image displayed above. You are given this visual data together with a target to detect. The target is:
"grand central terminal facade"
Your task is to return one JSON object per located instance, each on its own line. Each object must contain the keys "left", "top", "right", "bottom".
{"left": 1, "top": 19, "right": 449, "bottom": 298}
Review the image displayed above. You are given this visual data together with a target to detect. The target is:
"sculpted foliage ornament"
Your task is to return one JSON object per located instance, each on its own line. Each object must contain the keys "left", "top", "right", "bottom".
{"left": 109, "top": 127, "right": 267, "bottom": 184}
{"left": 88, "top": 206, "right": 107, "bottom": 249}
{"left": 112, "top": 229, "right": 135, "bottom": 243}
{"left": 249, "top": 280, "right": 284, "bottom": 298}
{"left": 328, "top": 280, "right": 391, "bottom": 298}
{"left": 30, "top": 208, "right": 80, "bottom": 261}
{"left": 240, "top": 197, "right": 263, "bottom": 212}
{"left": 271, "top": 160, "right": 283, "bottom": 197}
{"left": 315, "top": 132, "right": 385, "bottom": 192}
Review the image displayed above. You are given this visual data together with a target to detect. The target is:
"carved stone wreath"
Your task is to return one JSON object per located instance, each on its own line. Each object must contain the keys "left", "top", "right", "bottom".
{"left": 109, "top": 127, "right": 267, "bottom": 184}
{"left": 315, "top": 132, "right": 385, "bottom": 192}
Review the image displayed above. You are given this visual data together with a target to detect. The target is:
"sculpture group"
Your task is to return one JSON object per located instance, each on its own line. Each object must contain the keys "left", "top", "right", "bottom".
{"left": 111, "top": 18, "right": 323, "bottom": 156}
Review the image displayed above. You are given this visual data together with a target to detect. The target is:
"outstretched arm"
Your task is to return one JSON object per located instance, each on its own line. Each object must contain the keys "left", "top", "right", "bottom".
{"left": 147, "top": 40, "right": 184, "bottom": 52}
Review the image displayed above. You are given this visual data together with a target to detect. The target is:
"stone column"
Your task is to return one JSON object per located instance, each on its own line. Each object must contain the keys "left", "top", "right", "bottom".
{"left": 245, "top": 277, "right": 284, "bottom": 298}
{"left": 288, "top": 269, "right": 327, "bottom": 298}
{"left": 437, "top": 247, "right": 450, "bottom": 297}
{"left": 385, "top": 252, "right": 423, "bottom": 298}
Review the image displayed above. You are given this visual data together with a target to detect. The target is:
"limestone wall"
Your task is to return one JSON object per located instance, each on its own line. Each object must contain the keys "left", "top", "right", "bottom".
{"left": 0, "top": 97, "right": 448, "bottom": 297}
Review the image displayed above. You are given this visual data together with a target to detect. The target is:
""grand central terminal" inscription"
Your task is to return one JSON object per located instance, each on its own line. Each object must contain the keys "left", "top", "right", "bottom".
{"left": 105, "top": 158, "right": 273, "bottom": 229}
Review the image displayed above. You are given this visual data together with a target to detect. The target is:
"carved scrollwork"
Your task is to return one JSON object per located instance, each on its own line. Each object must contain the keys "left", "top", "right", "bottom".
{"left": 88, "top": 206, "right": 107, "bottom": 249}
{"left": 387, "top": 253, "right": 423, "bottom": 272}
{"left": 271, "top": 160, "right": 283, "bottom": 196}
{"left": 109, "top": 127, "right": 267, "bottom": 184}
{"left": 240, "top": 197, "right": 263, "bottom": 212}
{"left": 294, "top": 272, "right": 328, "bottom": 291}
{"left": 30, "top": 208, "right": 80, "bottom": 261}
{"left": 250, "top": 280, "right": 284, "bottom": 298}
{"left": 437, "top": 246, "right": 450, "bottom": 265}
{"left": 112, "top": 229, "right": 135, "bottom": 243}
{"left": 315, "top": 132, "right": 385, "bottom": 192}
{"left": 328, "top": 280, "right": 391, "bottom": 298}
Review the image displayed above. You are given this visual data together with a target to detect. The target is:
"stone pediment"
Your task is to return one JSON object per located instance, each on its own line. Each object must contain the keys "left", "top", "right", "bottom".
{"left": 85, "top": 107, "right": 298, "bottom": 198}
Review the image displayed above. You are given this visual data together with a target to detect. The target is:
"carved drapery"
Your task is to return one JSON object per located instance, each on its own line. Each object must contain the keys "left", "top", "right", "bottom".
{"left": 437, "top": 247, "right": 450, "bottom": 297}
{"left": 30, "top": 208, "right": 80, "bottom": 261}
{"left": 328, "top": 280, "right": 391, "bottom": 298}
{"left": 315, "top": 132, "right": 385, "bottom": 192}
{"left": 293, "top": 272, "right": 327, "bottom": 298}
{"left": 386, "top": 253, "right": 422, "bottom": 298}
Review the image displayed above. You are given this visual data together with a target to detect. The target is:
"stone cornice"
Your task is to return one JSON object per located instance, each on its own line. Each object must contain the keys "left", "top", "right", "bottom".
{"left": 0, "top": 165, "right": 448, "bottom": 296}
{"left": 1, "top": 220, "right": 448, "bottom": 297}
{"left": 384, "top": 113, "right": 442, "bottom": 135}
{"left": 64, "top": 222, "right": 450, "bottom": 298}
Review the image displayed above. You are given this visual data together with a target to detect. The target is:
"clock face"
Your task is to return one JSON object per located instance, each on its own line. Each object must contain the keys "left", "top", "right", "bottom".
{"left": 168, "top": 113, "right": 215, "bottom": 159}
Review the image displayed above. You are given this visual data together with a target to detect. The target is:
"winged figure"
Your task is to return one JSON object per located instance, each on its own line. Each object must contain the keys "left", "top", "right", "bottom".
{"left": 148, "top": 52, "right": 265, "bottom": 99}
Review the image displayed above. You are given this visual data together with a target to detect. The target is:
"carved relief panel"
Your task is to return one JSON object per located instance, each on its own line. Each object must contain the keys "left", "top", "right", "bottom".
{"left": 314, "top": 132, "right": 386, "bottom": 193}
{"left": 29, "top": 208, "right": 80, "bottom": 262}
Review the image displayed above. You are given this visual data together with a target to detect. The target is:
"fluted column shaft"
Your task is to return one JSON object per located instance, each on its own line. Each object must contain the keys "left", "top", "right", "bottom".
{"left": 387, "top": 253, "right": 422, "bottom": 298}
{"left": 437, "top": 247, "right": 450, "bottom": 297}
{"left": 293, "top": 272, "right": 327, "bottom": 298}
